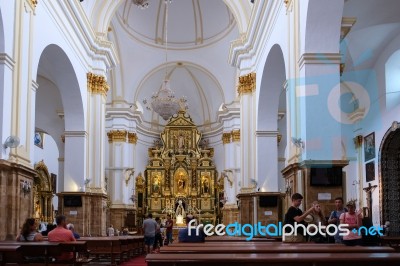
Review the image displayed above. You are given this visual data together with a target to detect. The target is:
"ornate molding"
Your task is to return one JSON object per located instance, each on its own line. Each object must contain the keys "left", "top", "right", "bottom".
{"left": 284, "top": 0, "right": 293, "bottom": 12}
{"left": 222, "top": 133, "right": 232, "bottom": 144}
{"left": 231, "top": 130, "right": 240, "bottom": 142}
{"left": 61, "top": 134, "right": 65, "bottom": 143}
{"left": 341, "top": 17, "right": 357, "bottom": 41}
{"left": 237, "top": 73, "right": 256, "bottom": 95}
{"left": 128, "top": 132, "right": 138, "bottom": 144}
{"left": 87, "top": 72, "right": 109, "bottom": 97}
{"left": 107, "top": 130, "right": 127, "bottom": 143}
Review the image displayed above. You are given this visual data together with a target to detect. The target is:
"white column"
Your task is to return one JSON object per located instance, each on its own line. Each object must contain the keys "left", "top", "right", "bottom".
{"left": 0, "top": 53, "right": 15, "bottom": 160}
{"left": 239, "top": 73, "right": 256, "bottom": 192}
{"left": 87, "top": 73, "right": 108, "bottom": 193}
{"left": 8, "top": 0, "right": 36, "bottom": 167}
{"left": 63, "top": 131, "right": 87, "bottom": 192}
{"left": 256, "top": 130, "right": 279, "bottom": 191}
{"left": 106, "top": 130, "right": 136, "bottom": 207}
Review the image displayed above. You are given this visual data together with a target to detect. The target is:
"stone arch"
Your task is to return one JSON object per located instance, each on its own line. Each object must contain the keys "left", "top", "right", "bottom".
{"left": 379, "top": 121, "right": 400, "bottom": 236}
{"left": 36, "top": 44, "right": 84, "bottom": 132}
{"left": 256, "top": 44, "right": 286, "bottom": 192}
{"left": 304, "top": 0, "right": 344, "bottom": 53}
{"left": 36, "top": 44, "right": 85, "bottom": 192}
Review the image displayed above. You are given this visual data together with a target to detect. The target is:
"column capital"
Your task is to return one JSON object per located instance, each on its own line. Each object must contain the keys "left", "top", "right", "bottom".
{"left": 128, "top": 132, "right": 138, "bottom": 144}
{"left": 87, "top": 72, "right": 109, "bottom": 97}
{"left": 107, "top": 130, "right": 127, "bottom": 143}
{"left": 222, "top": 132, "right": 232, "bottom": 144}
{"left": 231, "top": 129, "right": 240, "bottom": 142}
{"left": 237, "top": 72, "right": 256, "bottom": 95}
{"left": 298, "top": 53, "right": 342, "bottom": 69}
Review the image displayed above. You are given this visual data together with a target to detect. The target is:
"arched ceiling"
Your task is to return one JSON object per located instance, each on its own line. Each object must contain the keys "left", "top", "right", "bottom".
{"left": 108, "top": 0, "right": 240, "bottom": 130}
{"left": 343, "top": 0, "right": 400, "bottom": 71}
{"left": 117, "top": 0, "right": 236, "bottom": 49}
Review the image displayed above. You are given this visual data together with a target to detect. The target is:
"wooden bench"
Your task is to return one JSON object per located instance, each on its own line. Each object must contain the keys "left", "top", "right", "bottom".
{"left": 381, "top": 237, "right": 400, "bottom": 251}
{"left": 0, "top": 241, "right": 91, "bottom": 266}
{"left": 146, "top": 252, "right": 400, "bottom": 266}
{"left": 0, "top": 245, "right": 20, "bottom": 266}
{"left": 79, "top": 236, "right": 124, "bottom": 265}
{"left": 160, "top": 244, "right": 394, "bottom": 254}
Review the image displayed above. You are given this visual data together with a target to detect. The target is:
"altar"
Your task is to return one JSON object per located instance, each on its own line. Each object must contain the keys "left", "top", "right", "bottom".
{"left": 135, "top": 111, "right": 223, "bottom": 225}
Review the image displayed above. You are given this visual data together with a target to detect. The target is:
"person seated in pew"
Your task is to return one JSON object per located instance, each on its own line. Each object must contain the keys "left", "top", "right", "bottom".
{"left": 48, "top": 215, "right": 76, "bottom": 261}
{"left": 178, "top": 215, "right": 205, "bottom": 243}
{"left": 16, "top": 218, "right": 44, "bottom": 242}
{"left": 67, "top": 223, "right": 80, "bottom": 239}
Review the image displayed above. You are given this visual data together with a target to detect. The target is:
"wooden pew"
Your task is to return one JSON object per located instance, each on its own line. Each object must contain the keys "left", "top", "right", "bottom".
{"left": 0, "top": 241, "right": 91, "bottom": 266}
{"left": 381, "top": 236, "right": 400, "bottom": 251}
{"left": 78, "top": 236, "right": 123, "bottom": 266}
{"left": 160, "top": 244, "right": 395, "bottom": 254}
{"left": 0, "top": 245, "right": 20, "bottom": 266}
{"left": 146, "top": 252, "right": 400, "bottom": 266}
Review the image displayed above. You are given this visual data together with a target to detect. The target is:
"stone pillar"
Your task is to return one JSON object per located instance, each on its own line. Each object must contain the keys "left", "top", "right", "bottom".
{"left": 0, "top": 160, "right": 36, "bottom": 240}
{"left": 87, "top": 73, "right": 109, "bottom": 193}
{"left": 238, "top": 73, "right": 256, "bottom": 192}
{"left": 107, "top": 130, "right": 137, "bottom": 230}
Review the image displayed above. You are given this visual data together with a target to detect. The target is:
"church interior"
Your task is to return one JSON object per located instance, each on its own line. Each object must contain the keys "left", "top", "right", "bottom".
{"left": 1, "top": 0, "right": 400, "bottom": 260}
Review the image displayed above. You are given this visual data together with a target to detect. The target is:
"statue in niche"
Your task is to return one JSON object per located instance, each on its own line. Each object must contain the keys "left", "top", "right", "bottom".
{"left": 202, "top": 177, "right": 210, "bottom": 194}
{"left": 175, "top": 200, "right": 186, "bottom": 225}
{"left": 153, "top": 175, "right": 160, "bottom": 194}
{"left": 177, "top": 173, "right": 186, "bottom": 193}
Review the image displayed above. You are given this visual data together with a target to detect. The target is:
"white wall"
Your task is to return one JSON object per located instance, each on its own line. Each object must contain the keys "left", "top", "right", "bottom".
{"left": 33, "top": 133, "right": 60, "bottom": 211}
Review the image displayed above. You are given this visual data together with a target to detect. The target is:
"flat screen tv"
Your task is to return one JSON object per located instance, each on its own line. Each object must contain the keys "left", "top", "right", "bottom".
{"left": 259, "top": 195, "right": 278, "bottom": 207}
{"left": 310, "top": 167, "right": 342, "bottom": 186}
{"left": 64, "top": 195, "right": 82, "bottom": 207}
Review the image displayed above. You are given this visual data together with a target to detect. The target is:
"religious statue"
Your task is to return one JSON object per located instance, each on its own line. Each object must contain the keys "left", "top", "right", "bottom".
{"left": 177, "top": 175, "right": 185, "bottom": 193}
{"left": 175, "top": 200, "right": 186, "bottom": 225}
{"left": 202, "top": 178, "right": 210, "bottom": 194}
{"left": 153, "top": 175, "right": 160, "bottom": 194}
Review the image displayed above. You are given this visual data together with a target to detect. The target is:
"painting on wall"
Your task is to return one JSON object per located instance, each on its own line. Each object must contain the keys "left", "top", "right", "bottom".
{"left": 34, "top": 132, "right": 44, "bottom": 149}
{"left": 366, "top": 161, "right": 375, "bottom": 182}
{"left": 364, "top": 132, "right": 375, "bottom": 162}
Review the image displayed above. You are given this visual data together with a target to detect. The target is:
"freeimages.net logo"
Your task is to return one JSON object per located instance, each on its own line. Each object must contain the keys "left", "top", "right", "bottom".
{"left": 188, "top": 220, "right": 384, "bottom": 241}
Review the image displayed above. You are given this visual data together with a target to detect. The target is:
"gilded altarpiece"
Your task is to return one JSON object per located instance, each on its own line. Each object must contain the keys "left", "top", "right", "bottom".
{"left": 143, "top": 111, "right": 219, "bottom": 225}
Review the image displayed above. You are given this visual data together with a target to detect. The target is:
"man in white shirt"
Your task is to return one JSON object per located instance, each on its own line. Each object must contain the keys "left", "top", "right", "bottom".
{"left": 107, "top": 224, "right": 115, "bottom": 236}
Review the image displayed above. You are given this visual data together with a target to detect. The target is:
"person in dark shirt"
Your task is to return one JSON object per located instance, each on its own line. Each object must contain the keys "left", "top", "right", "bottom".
{"left": 178, "top": 215, "right": 205, "bottom": 243}
{"left": 283, "top": 193, "right": 314, "bottom": 242}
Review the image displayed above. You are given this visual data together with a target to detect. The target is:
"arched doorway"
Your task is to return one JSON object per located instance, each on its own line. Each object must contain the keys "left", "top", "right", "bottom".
{"left": 380, "top": 122, "right": 400, "bottom": 236}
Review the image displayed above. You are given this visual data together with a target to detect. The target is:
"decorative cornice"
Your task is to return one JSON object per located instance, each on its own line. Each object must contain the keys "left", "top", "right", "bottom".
{"left": 87, "top": 72, "right": 109, "bottom": 96}
{"left": 231, "top": 130, "right": 240, "bottom": 142}
{"left": 298, "top": 53, "right": 342, "bottom": 69}
{"left": 237, "top": 73, "right": 256, "bottom": 95}
{"left": 341, "top": 17, "right": 357, "bottom": 41}
{"left": 64, "top": 131, "right": 88, "bottom": 138}
{"left": 128, "top": 132, "right": 138, "bottom": 144}
{"left": 107, "top": 130, "right": 127, "bottom": 143}
{"left": 222, "top": 133, "right": 232, "bottom": 144}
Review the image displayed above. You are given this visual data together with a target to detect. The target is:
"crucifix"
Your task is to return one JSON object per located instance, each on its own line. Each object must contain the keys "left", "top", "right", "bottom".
{"left": 363, "top": 182, "right": 378, "bottom": 219}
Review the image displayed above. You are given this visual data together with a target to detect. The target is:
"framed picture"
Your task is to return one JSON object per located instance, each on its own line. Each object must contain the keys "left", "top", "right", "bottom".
{"left": 34, "top": 132, "right": 44, "bottom": 149}
{"left": 366, "top": 161, "right": 375, "bottom": 182}
{"left": 364, "top": 132, "right": 375, "bottom": 161}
